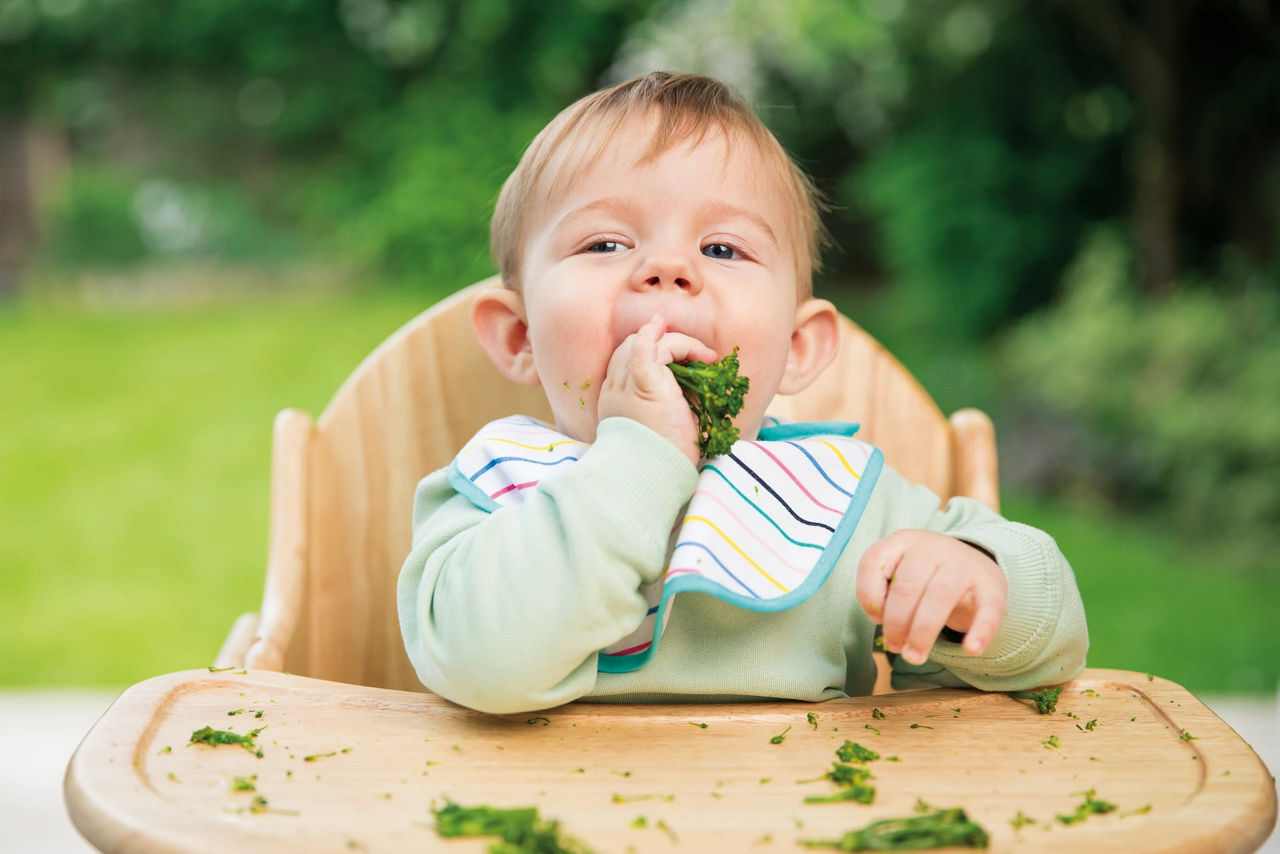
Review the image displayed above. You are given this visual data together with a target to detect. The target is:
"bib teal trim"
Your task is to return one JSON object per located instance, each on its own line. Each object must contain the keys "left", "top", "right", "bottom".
{"left": 757, "top": 421, "right": 859, "bottom": 441}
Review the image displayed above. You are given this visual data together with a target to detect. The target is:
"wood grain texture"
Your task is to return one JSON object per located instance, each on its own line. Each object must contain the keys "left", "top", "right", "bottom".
{"left": 65, "top": 668, "right": 1278, "bottom": 853}
{"left": 244, "top": 279, "right": 1001, "bottom": 690}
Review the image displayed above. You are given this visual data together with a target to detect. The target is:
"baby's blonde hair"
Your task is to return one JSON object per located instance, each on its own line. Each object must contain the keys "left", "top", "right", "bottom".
{"left": 490, "top": 71, "right": 828, "bottom": 296}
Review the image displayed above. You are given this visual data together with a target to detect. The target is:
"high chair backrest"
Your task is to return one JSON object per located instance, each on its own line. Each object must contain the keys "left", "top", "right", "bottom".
{"left": 223, "top": 278, "right": 999, "bottom": 691}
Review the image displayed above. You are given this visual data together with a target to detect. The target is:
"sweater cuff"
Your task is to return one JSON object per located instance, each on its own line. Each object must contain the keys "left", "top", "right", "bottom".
{"left": 930, "top": 522, "right": 1064, "bottom": 673}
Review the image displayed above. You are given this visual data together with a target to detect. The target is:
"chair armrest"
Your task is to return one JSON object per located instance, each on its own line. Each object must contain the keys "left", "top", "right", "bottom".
{"left": 244, "top": 408, "right": 314, "bottom": 672}
{"left": 949, "top": 407, "right": 999, "bottom": 512}
{"left": 214, "top": 612, "right": 260, "bottom": 668}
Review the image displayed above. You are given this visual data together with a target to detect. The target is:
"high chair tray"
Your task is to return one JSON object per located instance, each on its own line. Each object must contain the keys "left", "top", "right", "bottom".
{"left": 65, "top": 667, "right": 1275, "bottom": 852}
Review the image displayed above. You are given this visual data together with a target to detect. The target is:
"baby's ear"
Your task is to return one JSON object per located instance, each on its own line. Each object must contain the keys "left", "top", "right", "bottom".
{"left": 471, "top": 287, "right": 540, "bottom": 386}
{"left": 777, "top": 298, "right": 839, "bottom": 395}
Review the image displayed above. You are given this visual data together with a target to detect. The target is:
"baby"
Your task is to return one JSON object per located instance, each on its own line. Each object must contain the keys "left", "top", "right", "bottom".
{"left": 398, "top": 71, "right": 1087, "bottom": 714}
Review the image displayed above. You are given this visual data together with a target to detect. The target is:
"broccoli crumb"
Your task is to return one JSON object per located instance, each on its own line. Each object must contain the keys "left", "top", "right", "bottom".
{"left": 1041, "top": 735, "right": 1062, "bottom": 749}
{"left": 527, "top": 717, "right": 551, "bottom": 726}
{"left": 1056, "top": 789, "right": 1116, "bottom": 825}
{"left": 610, "top": 793, "right": 673, "bottom": 804}
{"left": 189, "top": 725, "right": 265, "bottom": 758}
{"left": 871, "top": 708, "right": 886, "bottom": 720}
{"left": 231, "top": 775, "right": 257, "bottom": 792}
{"left": 1010, "top": 810, "right": 1036, "bottom": 830}
{"left": 770, "top": 726, "right": 791, "bottom": 744}
{"left": 807, "top": 712, "right": 819, "bottom": 730}
{"left": 689, "top": 721, "right": 709, "bottom": 729}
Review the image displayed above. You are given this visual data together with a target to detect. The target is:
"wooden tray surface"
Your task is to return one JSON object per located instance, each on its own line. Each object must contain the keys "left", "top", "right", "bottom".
{"left": 65, "top": 668, "right": 1277, "bottom": 853}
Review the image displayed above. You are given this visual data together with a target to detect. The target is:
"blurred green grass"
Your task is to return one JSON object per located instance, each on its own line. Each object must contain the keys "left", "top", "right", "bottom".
{"left": 2, "top": 289, "right": 1276, "bottom": 693}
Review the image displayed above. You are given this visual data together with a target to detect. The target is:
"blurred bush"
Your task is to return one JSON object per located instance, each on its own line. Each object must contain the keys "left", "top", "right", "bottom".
{"left": 1002, "top": 228, "right": 1280, "bottom": 568}
{"left": 39, "top": 167, "right": 299, "bottom": 271}
{"left": 40, "top": 166, "right": 148, "bottom": 268}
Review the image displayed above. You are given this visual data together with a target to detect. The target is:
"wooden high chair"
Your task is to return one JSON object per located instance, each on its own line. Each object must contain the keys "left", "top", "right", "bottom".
{"left": 215, "top": 277, "right": 999, "bottom": 692}
{"left": 70, "top": 278, "right": 1277, "bottom": 853}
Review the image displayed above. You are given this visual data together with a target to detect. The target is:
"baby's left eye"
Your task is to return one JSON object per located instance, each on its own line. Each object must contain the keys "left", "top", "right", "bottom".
{"left": 703, "top": 243, "right": 741, "bottom": 260}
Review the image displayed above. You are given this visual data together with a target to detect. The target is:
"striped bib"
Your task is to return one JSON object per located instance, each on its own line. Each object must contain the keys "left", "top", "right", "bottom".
{"left": 447, "top": 416, "right": 883, "bottom": 673}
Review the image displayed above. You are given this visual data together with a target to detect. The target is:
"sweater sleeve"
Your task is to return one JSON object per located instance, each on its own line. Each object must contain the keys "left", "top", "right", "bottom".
{"left": 877, "top": 469, "right": 1089, "bottom": 692}
{"left": 396, "top": 417, "right": 698, "bottom": 714}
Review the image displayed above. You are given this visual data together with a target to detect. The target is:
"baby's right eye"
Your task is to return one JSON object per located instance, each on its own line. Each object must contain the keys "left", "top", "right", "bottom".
{"left": 585, "top": 240, "right": 622, "bottom": 253}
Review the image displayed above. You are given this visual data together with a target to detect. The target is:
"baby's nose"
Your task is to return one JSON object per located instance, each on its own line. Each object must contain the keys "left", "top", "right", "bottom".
{"left": 644, "top": 273, "right": 692, "bottom": 289}
{"left": 634, "top": 251, "right": 699, "bottom": 292}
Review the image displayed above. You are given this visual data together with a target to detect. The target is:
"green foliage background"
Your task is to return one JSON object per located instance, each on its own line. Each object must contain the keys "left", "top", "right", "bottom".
{"left": 2, "top": 0, "right": 1277, "bottom": 692}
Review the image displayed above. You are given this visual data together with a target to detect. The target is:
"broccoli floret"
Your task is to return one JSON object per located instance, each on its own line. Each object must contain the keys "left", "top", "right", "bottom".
{"left": 432, "top": 801, "right": 595, "bottom": 853}
{"left": 668, "top": 348, "right": 749, "bottom": 458}
{"left": 835, "top": 741, "right": 879, "bottom": 764}
{"left": 801, "top": 807, "right": 989, "bottom": 850}
{"left": 1010, "top": 686, "right": 1063, "bottom": 714}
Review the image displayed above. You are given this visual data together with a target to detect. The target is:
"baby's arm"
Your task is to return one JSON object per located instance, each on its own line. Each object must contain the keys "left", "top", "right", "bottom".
{"left": 397, "top": 418, "right": 698, "bottom": 713}
{"left": 855, "top": 470, "right": 1088, "bottom": 691}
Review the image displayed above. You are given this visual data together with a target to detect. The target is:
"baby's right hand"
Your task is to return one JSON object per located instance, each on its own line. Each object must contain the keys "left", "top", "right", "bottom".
{"left": 598, "top": 315, "right": 717, "bottom": 466}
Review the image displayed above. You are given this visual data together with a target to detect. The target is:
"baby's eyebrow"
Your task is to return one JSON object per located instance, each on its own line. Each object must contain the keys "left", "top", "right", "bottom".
{"left": 551, "top": 196, "right": 638, "bottom": 235}
{"left": 696, "top": 199, "right": 777, "bottom": 247}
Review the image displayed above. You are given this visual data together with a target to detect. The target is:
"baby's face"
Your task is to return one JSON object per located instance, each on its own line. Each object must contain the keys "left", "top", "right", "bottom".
{"left": 517, "top": 118, "right": 804, "bottom": 443}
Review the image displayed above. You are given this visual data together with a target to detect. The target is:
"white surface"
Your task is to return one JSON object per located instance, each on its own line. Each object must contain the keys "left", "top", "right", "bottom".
{"left": 1, "top": 688, "right": 1276, "bottom": 853}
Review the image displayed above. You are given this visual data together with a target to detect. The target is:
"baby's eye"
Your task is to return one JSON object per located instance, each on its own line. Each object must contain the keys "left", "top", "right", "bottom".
{"left": 703, "top": 243, "right": 741, "bottom": 260}
{"left": 586, "top": 240, "right": 623, "bottom": 253}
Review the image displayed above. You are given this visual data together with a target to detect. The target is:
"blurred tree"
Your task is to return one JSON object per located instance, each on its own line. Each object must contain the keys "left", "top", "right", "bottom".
{"left": 2, "top": 0, "right": 1278, "bottom": 316}
{"left": 0, "top": 0, "right": 665, "bottom": 286}
{"left": 614, "top": 0, "right": 1280, "bottom": 339}
{"left": 1061, "top": 0, "right": 1280, "bottom": 294}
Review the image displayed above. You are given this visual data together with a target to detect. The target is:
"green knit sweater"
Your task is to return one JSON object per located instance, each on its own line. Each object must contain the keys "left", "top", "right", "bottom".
{"left": 397, "top": 417, "right": 1088, "bottom": 713}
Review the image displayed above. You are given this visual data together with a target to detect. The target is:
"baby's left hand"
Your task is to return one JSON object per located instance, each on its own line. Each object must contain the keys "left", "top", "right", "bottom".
{"left": 855, "top": 529, "right": 1007, "bottom": 666}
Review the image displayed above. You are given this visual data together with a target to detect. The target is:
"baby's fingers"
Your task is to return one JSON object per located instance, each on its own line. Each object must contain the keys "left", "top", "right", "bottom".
{"left": 958, "top": 583, "right": 1006, "bottom": 656}
{"left": 855, "top": 535, "right": 907, "bottom": 623}
{"left": 604, "top": 315, "right": 664, "bottom": 389}
{"left": 899, "top": 565, "right": 970, "bottom": 665}
{"left": 658, "top": 332, "right": 717, "bottom": 367}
